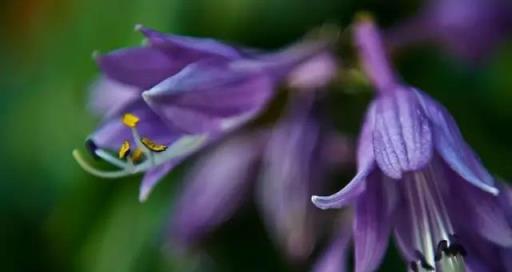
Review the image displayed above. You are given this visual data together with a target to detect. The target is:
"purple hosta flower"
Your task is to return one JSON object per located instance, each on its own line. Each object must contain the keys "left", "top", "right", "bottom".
{"left": 170, "top": 93, "right": 346, "bottom": 263}
{"left": 387, "top": 0, "right": 512, "bottom": 62}
{"left": 257, "top": 95, "right": 327, "bottom": 260}
{"left": 170, "top": 49, "right": 348, "bottom": 267}
{"left": 312, "top": 19, "right": 512, "bottom": 271}
{"left": 73, "top": 25, "right": 332, "bottom": 201}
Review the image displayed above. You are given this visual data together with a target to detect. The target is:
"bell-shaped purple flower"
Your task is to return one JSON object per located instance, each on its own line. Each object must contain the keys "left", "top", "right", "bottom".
{"left": 312, "top": 19, "right": 512, "bottom": 271}
{"left": 387, "top": 0, "right": 512, "bottom": 62}
{"left": 73, "top": 26, "right": 332, "bottom": 201}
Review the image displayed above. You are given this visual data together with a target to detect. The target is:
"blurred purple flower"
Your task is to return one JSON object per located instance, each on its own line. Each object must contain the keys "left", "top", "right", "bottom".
{"left": 169, "top": 49, "right": 352, "bottom": 268}
{"left": 73, "top": 26, "right": 332, "bottom": 201}
{"left": 387, "top": 0, "right": 512, "bottom": 62}
{"left": 312, "top": 19, "right": 512, "bottom": 271}
{"left": 169, "top": 131, "right": 266, "bottom": 247}
{"left": 170, "top": 92, "right": 350, "bottom": 264}
{"left": 257, "top": 94, "right": 328, "bottom": 260}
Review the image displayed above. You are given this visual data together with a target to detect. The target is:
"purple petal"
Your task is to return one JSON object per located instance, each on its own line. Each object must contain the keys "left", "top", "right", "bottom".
{"left": 392, "top": 202, "right": 416, "bottom": 261}
{"left": 372, "top": 87, "right": 433, "bottom": 179}
{"left": 137, "top": 26, "right": 242, "bottom": 60}
{"left": 454, "top": 223, "right": 505, "bottom": 272}
{"left": 388, "top": 0, "right": 512, "bottom": 62}
{"left": 320, "top": 132, "right": 354, "bottom": 168}
{"left": 139, "top": 161, "right": 176, "bottom": 202}
{"left": 353, "top": 170, "right": 396, "bottom": 272}
{"left": 311, "top": 166, "right": 371, "bottom": 210}
{"left": 415, "top": 89, "right": 498, "bottom": 194}
{"left": 502, "top": 248, "right": 512, "bottom": 271}
{"left": 312, "top": 102, "right": 377, "bottom": 209}
{"left": 354, "top": 19, "right": 398, "bottom": 92}
{"left": 169, "top": 133, "right": 263, "bottom": 248}
{"left": 143, "top": 60, "right": 275, "bottom": 134}
{"left": 452, "top": 174, "right": 512, "bottom": 247}
{"left": 356, "top": 102, "right": 378, "bottom": 170}
{"left": 97, "top": 27, "right": 242, "bottom": 90}
{"left": 286, "top": 52, "right": 337, "bottom": 90}
{"left": 313, "top": 221, "right": 352, "bottom": 272}
{"left": 88, "top": 100, "right": 180, "bottom": 150}
{"left": 252, "top": 38, "right": 332, "bottom": 79}
{"left": 88, "top": 77, "right": 140, "bottom": 118}
{"left": 97, "top": 47, "right": 184, "bottom": 89}
{"left": 257, "top": 96, "right": 322, "bottom": 260}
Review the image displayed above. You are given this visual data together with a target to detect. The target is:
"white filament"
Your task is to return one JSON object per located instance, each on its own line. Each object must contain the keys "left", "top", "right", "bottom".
{"left": 73, "top": 134, "right": 208, "bottom": 179}
{"left": 406, "top": 165, "right": 466, "bottom": 272}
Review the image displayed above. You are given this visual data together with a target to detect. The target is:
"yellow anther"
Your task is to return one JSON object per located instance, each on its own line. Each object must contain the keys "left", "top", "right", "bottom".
{"left": 118, "top": 141, "right": 131, "bottom": 159}
{"left": 141, "top": 137, "right": 167, "bottom": 152}
{"left": 131, "top": 148, "right": 144, "bottom": 162}
{"left": 122, "top": 113, "right": 140, "bottom": 128}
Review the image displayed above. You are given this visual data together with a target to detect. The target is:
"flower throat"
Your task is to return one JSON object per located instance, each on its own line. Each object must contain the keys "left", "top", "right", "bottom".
{"left": 404, "top": 165, "right": 467, "bottom": 272}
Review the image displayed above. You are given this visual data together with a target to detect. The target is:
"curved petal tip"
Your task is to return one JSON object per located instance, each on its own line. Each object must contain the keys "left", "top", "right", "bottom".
{"left": 311, "top": 181, "right": 366, "bottom": 210}
{"left": 138, "top": 186, "right": 152, "bottom": 202}
{"left": 311, "top": 195, "right": 343, "bottom": 210}
{"left": 311, "top": 166, "right": 371, "bottom": 210}
{"left": 478, "top": 182, "right": 499, "bottom": 196}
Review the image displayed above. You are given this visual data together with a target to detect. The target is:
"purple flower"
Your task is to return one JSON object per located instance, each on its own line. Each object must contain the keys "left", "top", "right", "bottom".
{"left": 73, "top": 26, "right": 331, "bottom": 201}
{"left": 170, "top": 92, "right": 348, "bottom": 263}
{"left": 168, "top": 49, "right": 348, "bottom": 266}
{"left": 170, "top": 131, "right": 265, "bottom": 248}
{"left": 387, "top": 0, "right": 512, "bottom": 62}
{"left": 256, "top": 95, "right": 327, "bottom": 260}
{"left": 312, "top": 19, "right": 512, "bottom": 271}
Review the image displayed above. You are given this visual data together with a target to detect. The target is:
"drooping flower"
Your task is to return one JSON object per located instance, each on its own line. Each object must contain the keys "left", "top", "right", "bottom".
{"left": 312, "top": 18, "right": 512, "bottom": 271}
{"left": 168, "top": 51, "right": 352, "bottom": 265}
{"left": 73, "top": 25, "right": 332, "bottom": 201}
{"left": 387, "top": 0, "right": 512, "bottom": 62}
{"left": 170, "top": 91, "right": 350, "bottom": 263}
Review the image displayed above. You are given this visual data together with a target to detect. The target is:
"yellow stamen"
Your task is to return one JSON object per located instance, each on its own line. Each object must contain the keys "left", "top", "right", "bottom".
{"left": 118, "top": 141, "right": 131, "bottom": 159}
{"left": 131, "top": 148, "right": 144, "bottom": 162}
{"left": 141, "top": 137, "right": 167, "bottom": 152}
{"left": 122, "top": 113, "right": 140, "bottom": 128}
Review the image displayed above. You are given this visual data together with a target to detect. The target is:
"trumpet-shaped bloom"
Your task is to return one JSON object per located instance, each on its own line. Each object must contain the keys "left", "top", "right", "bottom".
{"left": 312, "top": 19, "right": 512, "bottom": 271}
{"left": 74, "top": 26, "right": 332, "bottom": 201}
{"left": 387, "top": 0, "right": 512, "bottom": 62}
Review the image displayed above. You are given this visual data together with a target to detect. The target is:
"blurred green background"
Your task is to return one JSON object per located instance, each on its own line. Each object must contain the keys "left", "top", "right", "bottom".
{"left": 1, "top": 0, "right": 511, "bottom": 271}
